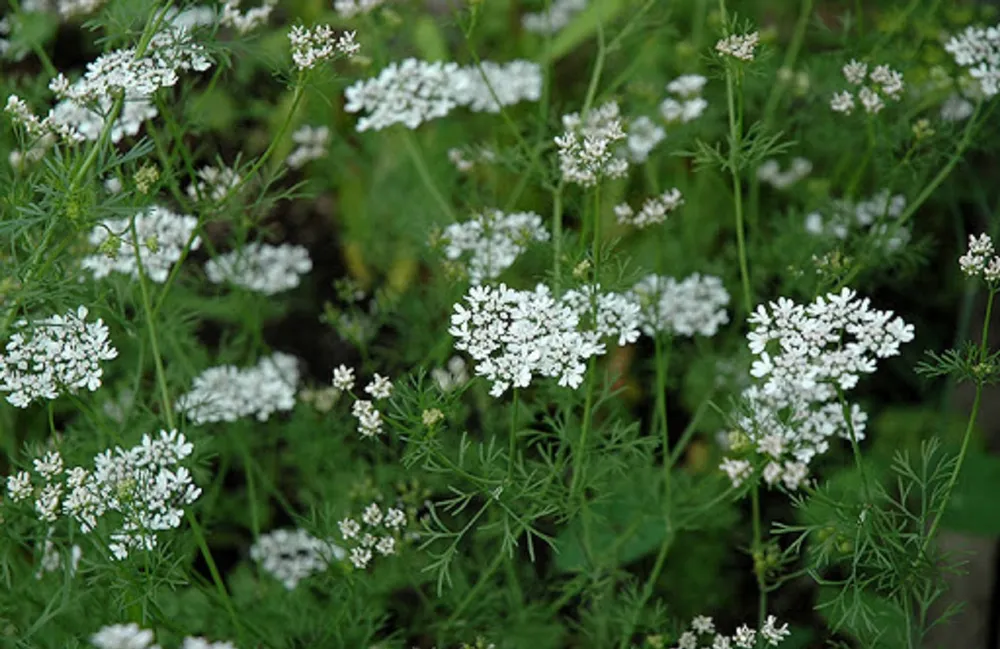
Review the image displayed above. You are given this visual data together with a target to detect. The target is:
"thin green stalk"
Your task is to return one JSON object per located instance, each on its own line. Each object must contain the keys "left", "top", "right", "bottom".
{"left": 552, "top": 183, "right": 564, "bottom": 290}
{"left": 402, "top": 130, "right": 456, "bottom": 222}
{"left": 508, "top": 389, "right": 519, "bottom": 482}
{"left": 581, "top": 21, "right": 607, "bottom": 118}
{"left": 720, "top": 26, "right": 752, "bottom": 313}
{"left": 750, "top": 484, "right": 767, "bottom": 626}
{"left": 571, "top": 365, "right": 596, "bottom": 501}
{"left": 236, "top": 432, "right": 261, "bottom": 539}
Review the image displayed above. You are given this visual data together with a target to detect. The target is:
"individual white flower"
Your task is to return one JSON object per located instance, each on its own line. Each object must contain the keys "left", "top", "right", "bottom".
{"left": 352, "top": 399, "right": 384, "bottom": 438}
{"left": 522, "top": 0, "right": 587, "bottom": 34}
{"left": 384, "top": 507, "right": 406, "bottom": 530}
{"left": 250, "top": 527, "right": 345, "bottom": 589}
{"left": 625, "top": 115, "right": 665, "bottom": 163}
{"left": 205, "top": 243, "right": 312, "bottom": 295}
{"left": 756, "top": 157, "right": 811, "bottom": 190}
{"left": 830, "top": 90, "right": 855, "bottom": 114}
{"left": 82, "top": 206, "right": 200, "bottom": 283}
{"left": 554, "top": 101, "right": 629, "bottom": 187}
{"left": 945, "top": 24, "right": 1000, "bottom": 97}
{"left": 666, "top": 74, "right": 707, "bottom": 98}
{"left": 659, "top": 97, "right": 708, "bottom": 124}
{"left": 362, "top": 503, "right": 383, "bottom": 526}
{"left": 440, "top": 210, "right": 549, "bottom": 284}
{"left": 339, "top": 518, "right": 361, "bottom": 539}
{"left": 286, "top": 125, "right": 330, "bottom": 168}
{"left": 842, "top": 59, "right": 868, "bottom": 85}
{"left": 220, "top": 0, "right": 275, "bottom": 33}
{"left": 733, "top": 625, "right": 757, "bottom": 648}
{"left": 349, "top": 546, "right": 372, "bottom": 569}
{"left": 691, "top": 615, "right": 716, "bottom": 634}
{"left": 0, "top": 306, "right": 118, "bottom": 408}
{"left": 375, "top": 535, "right": 395, "bottom": 555}
{"left": 630, "top": 273, "right": 730, "bottom": 338}
{"left": 332, "top": 364, "right": 356, "bottom": 391}
{"left": 364, "top": 374, "right": 393, "bottom": 400}
{"left": 34, "top": 451, "right": 64, "bottom": 481}
{"left": 289, "top": 24, "right": 360, "bottom": 70}
{"left": 614, "top": 189, "right": 683, "bottom": 229}
{"left": 176, "top": 353, "right": 300, "bottom": 424}
{"left": 858, "top": 86, "right": 884, "bottom": 114}
{"left": 432, "top": 356, "right": 469, "bottom": 392}
{"left": 715, "top": 31, "right": 759, "bottom": 61}
{"left": 6, "top": 471, "right": 33, "bottom": 501}
{"left": 334, "top": 0, "right": 387, "bottom": 18}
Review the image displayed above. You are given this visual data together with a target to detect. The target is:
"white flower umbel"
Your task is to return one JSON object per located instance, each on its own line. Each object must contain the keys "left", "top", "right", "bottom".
{"left": 344, "top": 58, "right": 541, "bottom": 131}
{"left": 945, "top": 24, "right": 1000, "bottom": 98}
{"left": 715, "top": 31, "right": 760, "bottom": 61}
{"left": 804, "top": 189, "right": 909, "bottom": 251}
{"left": 289, "top": 24, "right": 360, "bottom": 70}
{"left": 554, "top": 101, "right": 629, "bottom": 187}
{"left": 830, "top": 61, "right": 904, "bottom": 115}
{"left": 630, "top": 273, "right": 731, "bottom": 338}
{"left": 614, "top": 189, "right": 683, "bottom": 229}
{"left": 81, "top": 206, "right": 200, "bottom": 283}
{"left": 959, "top": 233, "right": 1000, "bottom": 282}
{"left": 625, "top": 115, "right": 665, "bottom": 163}
{"left": 186, "top": 164, "right": 241, "bottom": 202}
{"left": 205, "top": 242, "right": 312, "bottom": 295}
{"left": 756, "top": 157, "right": 812, "bottom": 190}
{"left": 721, "top": 288, "right": 914, "bottom": 489}
{"left": 176, "top": 352, "right": 301, "bottom": 424}
{"left": 250, "top": 528, "right": 345, "bottom": 589}
{"left": 334, "top": 0, "right": 387, "bottom": 18}
{"left": 660, "top": 73, "right": 709, "bottom": 125}
{"left": 6, "top": 430, "right": 201, "bottom": 560}
{"left": 561, "top": 285, "right": 642, "bottom": 347}
{"left": 0, "top": 306, "right": 118, "bottom": 408}
{"left": 338, "top": 502, "right": 407, "bottom": 569}
{"left": 522, "top": 0, "right": 587, "bottom": 34}
{"left": 220, "top": 0, "right": 275, "bottom": 33}
{"left": 440, "top": 210, "right": 550, "bottom": 284}
{"left": 670, "top": 614, "right": 790, "bottom": 648}
{"left": 91, "top": 624, "right": 236, "bottom": 649}
{"left": 286, "top": 125, "right": 330, "bottom": 168}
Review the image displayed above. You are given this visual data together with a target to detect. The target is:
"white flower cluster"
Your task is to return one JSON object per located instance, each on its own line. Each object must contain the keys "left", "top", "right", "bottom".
{"left": 522, "top": 0, "right": 587, "bottom": 34}
{"left": 250, "top": 528, "right": 345, "bottom": 589}
{"left": 721, "top": 288, "right": 914, "bottom": 490}
{"left": 187, "top": 164, "right": 241, "bottom": 202}
{"left": 625, "top": 115, "right": 666, "bottom": 162}
{"left": 220, "top": 0, "right": 275, "bottom": 34}
{"left": 660, "top": 74, "right": 708, "bottom": 124}
{"left": 670, "top": 614, "right": 790, "bottom": 649}
{"left": 614, "top": 188, "right": 683, "bottom": 229}
{"left": 804, "top": 189, "right": 909, "bottom": 252}
{"left": 37, "top": 535, "right": 82, "bottom": 579}
{"left": 940, "top": 93, "right": 975, "bottom": 122}
{"left": 554, "top": 101, "right": 629, "bottom": 187}
{"left": 715, "top": 32, "right": 760, "bottom": 62}
{"left": 338, "top": 502, "right": 407, "bottom": 569}
{"left": 440, "top": 210, "right": 550, "bottom": 284}
{"left": 334, "top": 0, "right": 387, "bottom": 18}
{"left": 945, "top": 24, "right": 1000, "bottom": 98}
{"left": 344, "top": 58, "right": 541, "bottom": 131}
{"left": 6, "top": 431, "right": 202, "bottom": 560}
{"left": 286, "top": 125, "right": 330, "bottom": 168}
{"left": 289, "top": 24, "right": 360, "bottom": 71}
{"left": 0, "top": 306, "right": 118, "bottom": 408}
{"left": 756, "top": 157, "right": 812, "bottom": 190}
{"left": 449, "top": 283, "right": 639, "bottom": 397}
{"left": 176, "top": 353, "right": 301, "bottom": 424}
{"left": 205, "top": 242, "right": 313, "bottom": 295}
{"left": 959, "top": 233, "right": 1000, "bottom": 282}
{"left": 630, "top": 273, "right": 731, "bottom": 338}
{"left": 830, "top": 60, "right": 904, "bottom": 115}
{"left": 355, "top": 373, "right": 393, "bottom": 438}
{"left": 81, "top": 206, "right": 201, "bottom": 283}
{"left": 432, "top": 356, "right": 469, "bottom": 393}
{"left": 447, "top": 144, "right": 497, "bottom": 173}
{"left": 91, "top": 623, "right": 235, "bottom": 649}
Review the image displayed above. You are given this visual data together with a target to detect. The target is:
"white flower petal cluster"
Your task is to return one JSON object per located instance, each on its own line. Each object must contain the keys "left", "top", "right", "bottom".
{"left": 186, "top": 164, "right": 241, "bottom": 202}
{"left": 176, "top": 352, "right": 301, "bottom": 424}
{"left": 250, "top": 528, "right": 345, "bottom": 589}
{"left": 940, "top": 93, "right": 975, "bottom": 122}
{"left": 91, "top": 623, "right": 236, "bottom": 649}
{"left": 756, "top": 157, "right": 812, "bottom": 190}
{"left": 722, "top": 288, "right": 914, "bottom": 490}
{"left": 449, "top": 283, "right": 638, "bottom": 397}
{"left": 715, "top": 31, "right": 760, "bottom": 62}
{"left": 37, "top": 535, "right": 82, "bottom": 579}
{"left": 625, "top": 115, "right": 665, "bottom": 163}
{"left": 338, "top": 502, "right": 407, "bottom": 569}
{"left": 804, "top": 189, "right": 909, "bottom": 252}
{"left": 432, "top": 356, "right": 469, "bottom": 393}
{"left": 670, "top": 614, "right": 790, "bottom": 649}
{"left": 614, "top": 188, "right": 683, "bottom": 229}
{"left": 344, "top": 58, "right": 541, "bottom": 131}
{"left": 830, "top": 60, "right": 904, "bottom": 115}
{"left": 522, "top": 0, "right": 587, "bottom": 34}
{"left": 220, "top": 0, "right": 275, "bottom": 34}
{"left": 6, "top": 431, "right": 201, "bottom": 560}
{"left": 440, "top": 209, "right": 550, "bottom": 284}
{"left": 959, "top": 233, "right": 1000, "bottom": 282}
{"left": 334, "top": 0, "right": 387, "bottom": 18}
{"left": 660, "top": 74, "right": 708, "bottom": 124}
{"left": 630, "top": 273, "right": 730, "bottom": 338}
{"left": 945, "top": 24, "right": 1000, "bottom": 98}
{"left": 81, "top": 206, "right": 201, "bottom": 283}
{"left": 0, "top": 306, "right": 118, "bottom": 408}
{"left": 554, "top": 101, "right": 629, "bottom": 187}
{"left": 205, "top": 242, "right": 313, "bottom": 295}
{"left": 289, "top": 24, "right": 360, "bottom": 70}
{"left": 286, "top": 125, "right": 330, "bottom": 168}
{"left": 447, "top": 144, "right": 497, "bottom": 173}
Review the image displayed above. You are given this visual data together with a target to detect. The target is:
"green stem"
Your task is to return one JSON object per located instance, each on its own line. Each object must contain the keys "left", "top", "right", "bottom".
{"left": 722, "top": 39, "right": 752, "bottom": 314}
{"left": 750, "top": 483, "right": 767, "bottom": 627}
{"left": 402, "top": 130, "right": 456, "bottom": 222}
{"left": 552, "top": 183, "right": 564, "bottom": 290}
{"left": 508, "top": 389, "right": 519, "bottom": 482}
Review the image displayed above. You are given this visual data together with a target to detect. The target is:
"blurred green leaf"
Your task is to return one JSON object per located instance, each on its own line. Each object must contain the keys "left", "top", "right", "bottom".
{"left": 940, "top": 450, "right": 1000, "bottom": 536}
